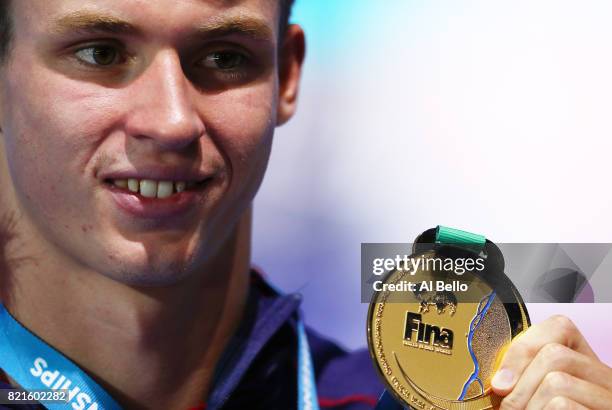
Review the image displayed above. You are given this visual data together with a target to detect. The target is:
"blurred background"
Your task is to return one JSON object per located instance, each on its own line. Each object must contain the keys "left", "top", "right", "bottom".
{"left": 252, "top": 0, "right": 612, "bottom": 364}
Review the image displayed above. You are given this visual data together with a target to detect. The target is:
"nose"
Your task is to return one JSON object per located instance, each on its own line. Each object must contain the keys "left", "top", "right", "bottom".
{"left": 124, "top": 50, "right": 205, "bottom": 150}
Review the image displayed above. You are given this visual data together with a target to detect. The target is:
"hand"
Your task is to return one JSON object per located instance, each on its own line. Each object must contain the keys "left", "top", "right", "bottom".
{"left": 491, "top": 315, "right": 612, "bottom": 409}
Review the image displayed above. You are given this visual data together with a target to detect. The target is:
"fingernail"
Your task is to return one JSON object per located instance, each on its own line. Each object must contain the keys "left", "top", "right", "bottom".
{"left": 492, "top": 368, "right": 514, "bottom": 390}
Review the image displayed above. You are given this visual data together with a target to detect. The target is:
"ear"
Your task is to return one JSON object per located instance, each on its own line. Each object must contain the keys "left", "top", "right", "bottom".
{"left": 276, "top": 24, "right": 306, "bottom": 126}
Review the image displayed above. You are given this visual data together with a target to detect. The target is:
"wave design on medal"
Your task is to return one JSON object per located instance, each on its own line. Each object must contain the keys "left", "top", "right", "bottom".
{"left": 458, "top": 291, "right": 496, "bottom": 400}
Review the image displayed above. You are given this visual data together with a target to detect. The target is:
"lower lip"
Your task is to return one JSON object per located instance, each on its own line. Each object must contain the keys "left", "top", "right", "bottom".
{"left": 105, "top": 183, "right": 206, "bottom": 219}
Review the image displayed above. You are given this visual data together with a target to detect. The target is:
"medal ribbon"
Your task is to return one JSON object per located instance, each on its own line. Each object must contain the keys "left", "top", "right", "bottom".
{"left": 0, "top": 304, "right": 319, "bottom": 410}
{"left": 297, "top": 318, "right": 320, "bottom": 410}
{"left": 0, "top": 304, "right": 122, "bottom": 410}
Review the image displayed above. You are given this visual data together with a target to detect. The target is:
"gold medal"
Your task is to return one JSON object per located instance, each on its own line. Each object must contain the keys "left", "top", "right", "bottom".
{"left": 367, "top": 227, "right": 529, "bottom": 410}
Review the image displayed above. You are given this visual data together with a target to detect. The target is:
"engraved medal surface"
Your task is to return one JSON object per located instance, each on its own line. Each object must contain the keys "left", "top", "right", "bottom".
{"left": 367, "top": 248, "right": 529, "bottom": 410}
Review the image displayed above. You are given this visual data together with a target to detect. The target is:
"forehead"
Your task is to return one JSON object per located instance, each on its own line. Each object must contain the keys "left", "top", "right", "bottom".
{"left": 11, "top": 0, "right": 280, "bottom": 41}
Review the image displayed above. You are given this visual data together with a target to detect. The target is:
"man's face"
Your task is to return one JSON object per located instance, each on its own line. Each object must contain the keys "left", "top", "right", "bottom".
{"left": 0, "top": 0, "right": 292, "bottom": 285}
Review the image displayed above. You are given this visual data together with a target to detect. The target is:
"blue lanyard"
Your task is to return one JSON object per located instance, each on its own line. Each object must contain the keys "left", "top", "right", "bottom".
{"left": 296, "top": 318, "right": 320, "bottom": 410}
{"left": 0, "top": 304, "right": 122, "bottom": 410}
{"left": 0, "top": 304, "right": 320, "bottom": 410}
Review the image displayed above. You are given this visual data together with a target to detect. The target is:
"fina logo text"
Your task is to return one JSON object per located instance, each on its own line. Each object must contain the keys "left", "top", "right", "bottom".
{"left": 403, "top": 312, "right": 454, "bottom": 353}
{"left": 30, "top": 357, "right": 100, "bottom": 410}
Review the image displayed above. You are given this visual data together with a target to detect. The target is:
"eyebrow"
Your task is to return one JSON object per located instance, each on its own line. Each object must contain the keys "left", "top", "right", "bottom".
{"left": 51, "top": 12, "right": 140, "bottom": 36}
{"left": 195, "top": 16, "right": 274, "bottom": 42}
{"left": 50, "top": 11, "right": 274, "bottom": 42}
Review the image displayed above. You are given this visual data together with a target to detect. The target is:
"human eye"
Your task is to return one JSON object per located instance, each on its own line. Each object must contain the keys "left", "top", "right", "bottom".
{"left": 200, "top": 50, "right": 248, "bottom": 71}
{"left": 73, "top": 44, "right": 126, "bottom": 67}
{"left": 186, "top": 44, "right": 269, "bottom": 89}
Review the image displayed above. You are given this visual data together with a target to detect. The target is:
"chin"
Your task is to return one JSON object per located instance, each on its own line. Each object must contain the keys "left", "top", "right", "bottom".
{"left": 97, "top": 253, "right": 197, "bottom": 287}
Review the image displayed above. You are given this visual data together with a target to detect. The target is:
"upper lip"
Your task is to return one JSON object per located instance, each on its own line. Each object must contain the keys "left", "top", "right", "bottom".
{"left": 99, "top": 166, "right": 212, "bottom": 182}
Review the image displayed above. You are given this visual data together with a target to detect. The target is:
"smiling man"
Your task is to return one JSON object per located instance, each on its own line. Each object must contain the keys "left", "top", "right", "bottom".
{"left": 0, "top": 1, "right": 611, "bottom": 410}
{"left": 0, "top": 0, "right": 387, "bottom": 409}
{"left": 0, "top": 0, "right": 335, "bottom": 408}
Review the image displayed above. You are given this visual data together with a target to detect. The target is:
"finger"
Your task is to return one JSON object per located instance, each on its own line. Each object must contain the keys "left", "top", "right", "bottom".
{"left": 543, "top": 396, "right": 588, "bottom": 410}
{"left": 491, "top": 315, "right": 597, "bottom": 395}
{"left": 525, "top": 372, "right": 612, "bottom": 410}
{"left": 499, "top": 343, "right": 612, "bottom": 409}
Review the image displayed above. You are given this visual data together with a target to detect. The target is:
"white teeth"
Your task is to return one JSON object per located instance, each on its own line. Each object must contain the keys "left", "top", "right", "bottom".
{"left": 157, "top": 181, "right": 173, "bottom": 199}
{"left": 128, "top": 179, "right": 139, "bottom": 193}
{"left": 114, "top": 179, "right": 128, "bottom": 189}
{"left": 113, "top": 178, "right": 193, "bottom": 197}
{"left": 139, "top": 179, "right": 158, "bottom": 198}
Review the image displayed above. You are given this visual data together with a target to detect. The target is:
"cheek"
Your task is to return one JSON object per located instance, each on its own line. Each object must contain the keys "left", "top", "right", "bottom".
{"left": 204, "top": 84, "right": 276, "bottom": 195}
{"left": 2, "top": 62, "right": 118, "bottom": 221}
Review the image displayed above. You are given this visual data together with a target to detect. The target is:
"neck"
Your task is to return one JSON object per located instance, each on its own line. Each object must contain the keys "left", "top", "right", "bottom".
{"left": 1, "top": 211, "right": 252, "bottom": 410}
